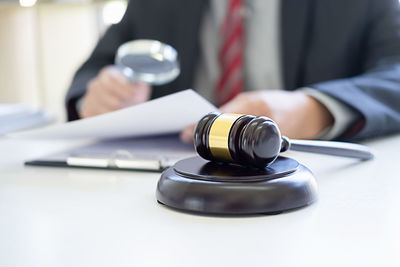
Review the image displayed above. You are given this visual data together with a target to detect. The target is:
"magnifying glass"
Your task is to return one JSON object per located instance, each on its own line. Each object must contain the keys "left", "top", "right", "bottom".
{"left": 115, "top": 39, "right": 180, "bottom": 85}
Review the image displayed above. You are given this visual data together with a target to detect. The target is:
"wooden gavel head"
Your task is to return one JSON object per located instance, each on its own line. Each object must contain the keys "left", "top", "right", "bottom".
{"left": 194, "top": 112, "right": 286, "bottom": 168}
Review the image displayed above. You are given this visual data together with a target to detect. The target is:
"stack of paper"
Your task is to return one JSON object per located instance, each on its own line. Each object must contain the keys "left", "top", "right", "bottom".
{"left": 12, "top": 89, "right": 217, "bottom": 140}
{"left": 0, "top": 104, "right": 53, "bottom": 135}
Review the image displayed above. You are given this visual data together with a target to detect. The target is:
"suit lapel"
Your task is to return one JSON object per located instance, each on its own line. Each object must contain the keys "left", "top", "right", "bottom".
{"left": 174, "top": 0, "right": 207, "bottom": 91}
{"left": 281, "top": 0, "right": 314, "bottom": 90}
{"left": 152, "top": 0, "right": 206, "bottom": 98}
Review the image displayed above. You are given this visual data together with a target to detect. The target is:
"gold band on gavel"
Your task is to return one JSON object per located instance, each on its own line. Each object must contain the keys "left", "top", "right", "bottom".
{"left": 208, "top": 113, "right": 242, "bottom": 161}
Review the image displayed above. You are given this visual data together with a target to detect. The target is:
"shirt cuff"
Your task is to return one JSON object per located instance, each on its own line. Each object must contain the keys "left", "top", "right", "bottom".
{"left": 302, "top": 88, "right": 359, "bottom": 140}
{"left": 75, "top": 97, "right": 84, "bottom": 119}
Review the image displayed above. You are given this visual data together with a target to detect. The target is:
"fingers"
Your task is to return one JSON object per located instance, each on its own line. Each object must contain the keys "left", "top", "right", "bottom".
{"left": 81, "top": 79, "right": 123, "bottom": 118}
{"left": 98, "top": 67, "right": 135, "bottom": 101}
{"left": 219, "top": 98, "right": 239, "bottom": 114}
{"left": 180, "top": 124, "right": 196, "bottom": 143}
{"left": 219, "top": 92, "right": 272, "bottom": 117}
{"left": 123, "top": 82, "right": 151, "bottom": 106}
{"left": 219, "top": 93, "right": 246, "bottom": 114}
{"left": 80, "top": 66, "right": 152, "bottom": 118}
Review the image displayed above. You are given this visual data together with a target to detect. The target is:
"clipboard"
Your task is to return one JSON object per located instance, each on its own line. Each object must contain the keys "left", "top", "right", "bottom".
{"left": 25, "top": 134, "right": 196, "bottom": 172}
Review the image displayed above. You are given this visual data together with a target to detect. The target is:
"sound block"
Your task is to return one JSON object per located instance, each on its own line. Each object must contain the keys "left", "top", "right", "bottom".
{"left": 156, "top": 156, "right": 318, "bottom": 215}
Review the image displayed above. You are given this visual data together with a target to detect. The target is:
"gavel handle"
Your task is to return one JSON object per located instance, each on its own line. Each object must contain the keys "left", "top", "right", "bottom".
{"left": 287, "top": 139, "right": 374, "bottom": 160}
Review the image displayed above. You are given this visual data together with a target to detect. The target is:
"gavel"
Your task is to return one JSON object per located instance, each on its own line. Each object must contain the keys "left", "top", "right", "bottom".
{"left": 194, "top": 112, "right": 374, "bottom": 168}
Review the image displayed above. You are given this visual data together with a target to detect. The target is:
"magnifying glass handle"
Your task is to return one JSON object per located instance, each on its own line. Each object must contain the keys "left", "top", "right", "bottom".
{"left": 285, "top": 138, "right": 374, "bottom": 160}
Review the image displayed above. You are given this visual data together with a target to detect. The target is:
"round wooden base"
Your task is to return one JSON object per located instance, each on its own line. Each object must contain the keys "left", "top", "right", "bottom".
{"left": 156, "top": 156, "right": 318, "bottom": 215}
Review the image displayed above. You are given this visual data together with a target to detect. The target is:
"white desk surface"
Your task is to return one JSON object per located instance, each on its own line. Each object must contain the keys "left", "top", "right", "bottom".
{"left": 0, "top": 135, "right": 399, "bottom": 267}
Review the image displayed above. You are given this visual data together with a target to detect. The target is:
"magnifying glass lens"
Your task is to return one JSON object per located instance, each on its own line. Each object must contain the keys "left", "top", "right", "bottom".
{"left": 120, "top": 54, "right": 175, "bottom": 74}
{"left": 116, "top": 40, "right": 180, "bottom": 85}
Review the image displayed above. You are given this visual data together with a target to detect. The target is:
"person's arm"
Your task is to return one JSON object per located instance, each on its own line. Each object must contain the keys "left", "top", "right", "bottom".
{"left": 309, "top": 0, "right": 400, "bottom": 140}
{"left": 303, "top": 88, "right": 360, "bottom": 140}
{"left": 65, "top": 0, "right": 138, "bottom": 121}
{"left": 180, "top": 89, "right": 335, "bottom": 142}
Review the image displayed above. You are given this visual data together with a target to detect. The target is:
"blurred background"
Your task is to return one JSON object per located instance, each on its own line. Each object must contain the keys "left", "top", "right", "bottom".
{"left": 0, "top": 0, "right": 128, "bottom": 123}
{"left": 2, "top": 0, "right": 400, "bottom": 127}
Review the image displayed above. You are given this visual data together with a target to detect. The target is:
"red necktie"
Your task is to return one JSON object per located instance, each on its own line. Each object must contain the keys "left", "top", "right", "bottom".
{"left": 214, "top": 0, "right": 245, "bottom": 106}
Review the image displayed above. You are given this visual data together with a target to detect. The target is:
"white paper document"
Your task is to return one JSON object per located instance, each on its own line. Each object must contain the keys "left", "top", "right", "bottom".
{"left": 13, "top": 89, "right": 216, "bottom": 140}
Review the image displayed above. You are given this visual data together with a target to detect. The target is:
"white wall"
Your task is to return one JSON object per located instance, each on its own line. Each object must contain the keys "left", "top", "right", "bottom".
{"left": 0, "top": 2, "right": 104, "bottom": 122}
{"left": 0, "top": 5, "right": 40, "bottom": 107}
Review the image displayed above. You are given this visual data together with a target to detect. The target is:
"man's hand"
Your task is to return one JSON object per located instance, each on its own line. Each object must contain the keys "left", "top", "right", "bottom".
{"left": 80, "top": 66, "right": 151, "bottom": 118}
{"left": 180, "top": 90, "right": 334, "bottom": 142}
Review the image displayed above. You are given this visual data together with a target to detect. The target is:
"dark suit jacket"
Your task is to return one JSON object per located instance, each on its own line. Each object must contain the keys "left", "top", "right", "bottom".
{"left": 66, "top": 0, "right": 400, "bottom": 140}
